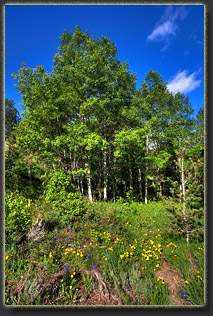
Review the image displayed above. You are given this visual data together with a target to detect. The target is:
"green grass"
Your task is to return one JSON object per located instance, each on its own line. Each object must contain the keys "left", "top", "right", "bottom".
{"left": 5, "top": 199, "right": 205, "bottom": 306}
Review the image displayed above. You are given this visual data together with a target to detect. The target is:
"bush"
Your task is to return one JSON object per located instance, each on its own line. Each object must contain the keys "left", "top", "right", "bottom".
{"left": 44, "top": 170, "right": 76, "bottom": 205}
{"left": 5, "top": 191, "right": 33, "bottom": 238}
{"left": 41, "top": 171, "right": 86, "bottom": 228}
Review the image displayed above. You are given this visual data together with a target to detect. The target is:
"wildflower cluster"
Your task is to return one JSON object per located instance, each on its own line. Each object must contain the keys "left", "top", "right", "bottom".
{"left": 130, "top": 244, "right": 136, "bottom": 250}
{"left": 63, "top": 247, "right": 84, "bottom": 257}
{"left": 166, "top": 242, "right": 177, "bottom": 248}
{"left": 90, "top": 262, "right": 96, "bottom": 270}
{"left": 120, "top": 251, "right": 134, "bottom": 260}
{"left": 180, "top": 289, "right": 190, "bottom": 305}
{"left": 90, "top": 229, "right": 121, "bottom": 248}
{"left": 141, "top": 240, "right": 162, "bottom": 263}
{"left": 166, "top": 242, "right": 177, "bottom": 256}
{"left": 163, "top": 241, "right": 179, "bottom": 264}
{"left": 198, "top": 247, "right": 203, "bottom": 251}
{"left": 157, "top": 276, "right": 165, "bottom": 285}
{"left": 196, "top": 271, "right": 203, "bottom": 281}
{"left": 60, "top": 264, "right": 78, "bottom": 300}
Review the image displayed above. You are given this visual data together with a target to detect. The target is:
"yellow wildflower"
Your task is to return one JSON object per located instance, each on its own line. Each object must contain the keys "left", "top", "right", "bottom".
{"left": 49, "top": 252, "right": 52, "bottom": 258}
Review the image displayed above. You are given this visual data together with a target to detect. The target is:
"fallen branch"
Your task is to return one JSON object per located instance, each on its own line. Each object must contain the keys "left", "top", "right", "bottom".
{"left": 92, "top": 269, "right": 109, "bottom": 300}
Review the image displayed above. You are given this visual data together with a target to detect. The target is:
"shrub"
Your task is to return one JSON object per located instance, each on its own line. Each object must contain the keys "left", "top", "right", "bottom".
{"left": 5, "top": 191, "right": 33, "bottom": 239}
{"left": 45, "top": 171, "right": 85, "bottom": 216}
{"left": 44, "top": 170, "right": 76, "bottom": 206}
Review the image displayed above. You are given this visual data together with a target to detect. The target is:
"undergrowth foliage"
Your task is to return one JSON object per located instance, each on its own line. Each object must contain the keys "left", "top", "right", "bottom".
{"left": 5, "top": 191, "right": 33, "bottom": 240}
{"left": 5, "top": 198, "right": 205, "bottom": 306}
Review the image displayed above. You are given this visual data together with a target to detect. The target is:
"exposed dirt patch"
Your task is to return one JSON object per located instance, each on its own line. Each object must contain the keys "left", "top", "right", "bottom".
{"left": 188, "top": 256, "right": 198, "bottom": 273}
{"left": 126, "top": 287, "right": 145, "bottom": 305}
{"left": 154, "top": 260, "right": 182, "bottom": 305}
{"left": 77, "top": 289, "right": 119, "bottom": 305}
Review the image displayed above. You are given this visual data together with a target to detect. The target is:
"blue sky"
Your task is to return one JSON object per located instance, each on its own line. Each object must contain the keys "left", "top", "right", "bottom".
{"left": 5, "top": 4, "right": 204, "bottom": 117}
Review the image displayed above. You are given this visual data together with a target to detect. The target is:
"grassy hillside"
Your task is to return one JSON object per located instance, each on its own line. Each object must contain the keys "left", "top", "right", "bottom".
{"left": 5, "top": 198, "right": 204, "bottom": 306}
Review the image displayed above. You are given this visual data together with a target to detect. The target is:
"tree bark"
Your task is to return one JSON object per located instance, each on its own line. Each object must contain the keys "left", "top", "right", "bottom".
{"left": 80, "top": 177, "right": 84, "bottom": 195}
{"left": 129, "top": 156, "right": 133, "bottom": 191}
{"left": 63, "top": 149, "right": 67, "bottom": 174}
{"left": 181, "top": 152, "right": 188, "bottom": 243}
{"left": 145, "top": 135, "right": 149, "bottom": 204}
{"left": 76, "top": 159, "right": 81, "bottom": 193}
{"left": 138, "top": 167, "right": 142, "bottom": 201}
{"left": 159, "top": 181, "right": 162, "bottom": 197}
{"left": 145, "top": 178, "right": 148, "bottom": 205}
{"left": 103, "top": 149, "right": 107, "bottom": 201}
{"left": 87, "top": 161, "right": 93, "bottom": 202}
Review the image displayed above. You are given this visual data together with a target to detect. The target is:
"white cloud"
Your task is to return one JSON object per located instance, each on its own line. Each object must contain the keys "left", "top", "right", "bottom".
{"left": 147, "top": 21, "right": 177, "bottom": 42}
{"left": 147, "top": 5, "right": 187, "bottom": 48}
{"left": 167, "top": 70, "right": 202, "bottom": 94}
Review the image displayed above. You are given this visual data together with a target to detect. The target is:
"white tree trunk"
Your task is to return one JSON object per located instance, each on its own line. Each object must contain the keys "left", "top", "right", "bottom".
{"left": 145, "top": 135, "right": 149, "bottom": 204}
{"left": 80, "top": 177, "right": 84, "bottom": 195}
{"left": 181, "top": 153, "right": 188, "bottom": 243}
{"left": 63, "top": 149, "right": 67, "bottom": 174}
{"left": 28, "top": 162, "right": 32, "bottom": 184}
{"left": 159, "top": 181, "right": 162, "bottom": 197}
{"left": 129, "top": 167, "right": 133, "bottom": 191}
{"left": 87, "top": 164, "right": 93, "bottom": 202}
{"left": 103, "top": 149, "right": 107, "bottom": 201}
{"left": 113, "top": 187, "right": 116, "bottom": 203}
{"left": 145, "top": 178, "right": 148, "bottom": 204}
{"left": 138, "top": 167, "right": 142, "bottom": 200}
{"left": 181, "top": 154, "right": 186, "bottom": 219}
{"left": 73, "top": 155, "right": 76, "bottom": 184}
